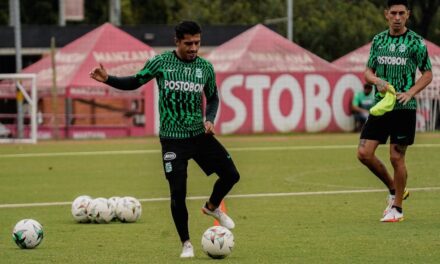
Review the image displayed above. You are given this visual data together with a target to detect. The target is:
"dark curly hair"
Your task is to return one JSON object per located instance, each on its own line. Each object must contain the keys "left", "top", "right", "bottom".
{"left": 387, "top": 0, "right": 409, "bottom": 9}
{"left": 175, "top": 21, "right": 202, "bottom": 40}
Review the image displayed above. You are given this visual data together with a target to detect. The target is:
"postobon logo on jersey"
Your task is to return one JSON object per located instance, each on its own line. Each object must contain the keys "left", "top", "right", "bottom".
{"left": 377, "top": 56, "right": 407, "bottom": 66}
{"left": 164, "top": 80, "right": 204, "bottom": 92}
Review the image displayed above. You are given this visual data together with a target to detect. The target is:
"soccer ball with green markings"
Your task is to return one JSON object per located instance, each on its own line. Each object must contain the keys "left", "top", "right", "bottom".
{"left": 201, "top": 226, "right": 234, "bottom": 259}
{"left": 12, "top": 219, "right": 44, "bottom": 249}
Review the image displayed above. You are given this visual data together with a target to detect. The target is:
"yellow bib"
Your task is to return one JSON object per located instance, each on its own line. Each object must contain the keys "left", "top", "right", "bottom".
{"left": 369, "top": 84, "right": 396, "bottom": 116}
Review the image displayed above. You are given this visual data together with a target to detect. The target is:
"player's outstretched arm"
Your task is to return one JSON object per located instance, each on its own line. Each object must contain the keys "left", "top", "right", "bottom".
{"left": 89, "top": 63, "right": 142, "bottom": 91}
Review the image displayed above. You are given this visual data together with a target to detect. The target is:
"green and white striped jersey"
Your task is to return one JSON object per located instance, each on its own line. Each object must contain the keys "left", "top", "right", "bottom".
{"left": 135, "top": 51, "right": 218, "bottom": 139}
{"left": 367, "top": 29, "right": 432, "bottom": 110}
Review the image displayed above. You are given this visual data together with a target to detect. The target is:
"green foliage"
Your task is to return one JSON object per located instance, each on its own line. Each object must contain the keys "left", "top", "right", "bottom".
{"left": 21, "top": 0, "right": 58, "bottom": 25}
{"left": 124, "top": 0, "right": 169, "bottom": 24}
{"left": 161, "top": 0, "right": 283, "bottom": 25}
{"left": 407, "top": 0, "right": 440, "bottom": 43}
{"left": 294, "top": 0, "right": 385, "bottom": 61}
{"left": 0, "top": 0, "right": 439, "bottom": 60}
{"left": 83, "top": 0, "right": 108, "bottom": 25}
{"left": 0, "top": 0, "right": 8, "bottom": 25}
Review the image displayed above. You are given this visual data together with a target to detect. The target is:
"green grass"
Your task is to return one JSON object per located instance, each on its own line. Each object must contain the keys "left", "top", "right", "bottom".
{"left": 0, "top": 133, "right": 440, "bottom": 263}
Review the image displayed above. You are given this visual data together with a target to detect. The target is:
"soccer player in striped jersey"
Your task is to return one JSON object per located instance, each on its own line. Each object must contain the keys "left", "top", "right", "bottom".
{"left": 357, "top": 0, "right": 432, "bottom": 222}
{"left": 89, "top": 21, "right": 240, "bottom": 257}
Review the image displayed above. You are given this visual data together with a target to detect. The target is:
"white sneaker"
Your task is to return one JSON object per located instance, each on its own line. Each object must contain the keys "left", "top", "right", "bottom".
{"left": 180, "top": 241, "right": 194, "bottom": 258}
{"left": 202, "top": 203, "right": 235, "bottom": 230}
{"left": 383, "top": 194, "right": 395, "bottom": 216}
{"left": 380, "top": 207, "right": 404, "bottom": 222}
{"left": 383, "top": 189, "right": 410, "bottom": 216}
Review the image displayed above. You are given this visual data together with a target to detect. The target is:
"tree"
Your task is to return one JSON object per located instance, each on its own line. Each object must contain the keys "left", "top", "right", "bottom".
{"left": 161, "top": 0, "right": 284, "bottom": 25}
{"left": 83, "top": 0, "right": 108, "bottom": 25}
{"left": 0, "top": 1, "right": 8, "bottom": 25}
{"left": 407, "top": 0, "right": 440, "bottom": 42}
{"left": 123, "top": 0, "right": 169, "bottom": 24}
{"left": 0, "top": 0, "right": 438, "bottom": 61}
{"left": 292, "top": 0, "right": 385, "bottom": 61}
{"left": 21, "top": 0, "right": 58, "bottom": 25}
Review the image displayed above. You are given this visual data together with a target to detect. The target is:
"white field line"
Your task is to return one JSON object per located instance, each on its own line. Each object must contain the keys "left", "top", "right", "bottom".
{"left": 2, "top": 143, "right": 440, "bottom": 159}
{"left": 1, "top": 187, "right": 440, "bottom": 209}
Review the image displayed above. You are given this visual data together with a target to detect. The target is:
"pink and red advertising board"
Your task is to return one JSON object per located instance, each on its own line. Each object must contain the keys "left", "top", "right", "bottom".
{"left": 212, "top": 72, "right": 361, "bottom": 133}
{"left": 201, "top": 24, "right": 358, "bottom": 134}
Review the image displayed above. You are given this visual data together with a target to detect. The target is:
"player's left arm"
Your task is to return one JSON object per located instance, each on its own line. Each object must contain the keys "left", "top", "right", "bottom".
{"left": 204, "top": 64, "right": 219, "bottom": 134}
{"left": 397, "top": 40, "right": 433, "bottom": 105}
{"left": 397, "top": 70, "right": 432, "bottom": 105}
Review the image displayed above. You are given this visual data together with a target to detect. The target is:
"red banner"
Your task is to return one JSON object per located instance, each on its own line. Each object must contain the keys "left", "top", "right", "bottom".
{"left": 214, "top": 72, "right": 362, "bottom": 133}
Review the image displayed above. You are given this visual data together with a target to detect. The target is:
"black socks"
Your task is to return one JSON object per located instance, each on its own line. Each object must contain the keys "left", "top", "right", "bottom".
{"left": 392, "top": 205, "right": 403, "bottom": 213}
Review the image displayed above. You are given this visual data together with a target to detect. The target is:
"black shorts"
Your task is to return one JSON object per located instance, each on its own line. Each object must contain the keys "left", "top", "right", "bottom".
{"left": 360, "top": 109, "right": 416, "bottom": 145}
{"left": 160, "top": 134, "right": 237, "bottom": 179}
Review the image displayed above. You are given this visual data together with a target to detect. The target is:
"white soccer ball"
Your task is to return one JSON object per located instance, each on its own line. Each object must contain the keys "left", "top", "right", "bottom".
{"left": 71, "top": 195, "right": 92, "bottom": 223}
{"left": 108, "top": 196, "right": 120, "bottom": 221}
{"left": 115, "top": 196, "right": 142, "bottom": 223}
{"left": 87, "top": 197, "right": 113, "bottom": 223}
{"left": 12, "top": 219, "right": 44, "bottom": 249}
{"left": 201, "top": 226, "right": 234, "bottom": 259}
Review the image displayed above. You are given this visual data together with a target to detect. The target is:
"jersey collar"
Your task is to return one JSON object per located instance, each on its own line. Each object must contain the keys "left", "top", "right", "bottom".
{"left": 173, "top": 50, "right": 198, "bottom": 63}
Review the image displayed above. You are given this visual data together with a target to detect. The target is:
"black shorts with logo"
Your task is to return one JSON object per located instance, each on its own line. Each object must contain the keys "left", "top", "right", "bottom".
{"left": 160, "top": 134, "right": 237, "bottom": 179}
{"left": 360, "top": 109, "right": 416, "bottom": 145}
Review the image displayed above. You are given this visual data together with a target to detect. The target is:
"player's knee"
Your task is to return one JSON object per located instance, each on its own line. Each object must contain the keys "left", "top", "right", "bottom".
{"left": 357, "top": 148, "right": 373, "bottom": 164}
{"left": 228, "top": 169, "right": 240, "bottom": 185}
{"left": 218, "top": 168, "right": 240, "bottom": 186}
{"left": 217, "top": 164, "right": 240, "bottom": 184}
{"left": 234, "top": 170, "right": 240, "bottom": 183}
{"left": 389, "top": 154, "right": 404, "bottom": 167}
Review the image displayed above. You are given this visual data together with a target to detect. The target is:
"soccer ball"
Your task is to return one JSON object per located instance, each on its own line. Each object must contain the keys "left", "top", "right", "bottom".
{"left": 71, "top": 195, "right": 92, "bottom": 223}
{"left": 12, "top": 219, "right": 44, "bottom": 249}
{"left": 201, "top": 226, "right": 234, "bottom": 259}
{"left": 115, "top": 196, "right": 142, "bottom": 223}
{"left": 108, "top": 196, "right": 120, "bottom": 221}
{"left": 87, "top": 197, "right": 113, "bottom": 223}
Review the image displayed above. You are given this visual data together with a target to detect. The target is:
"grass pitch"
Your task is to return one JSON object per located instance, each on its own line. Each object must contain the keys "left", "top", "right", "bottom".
{"left": 0, "top": 133, "right": 440, "bottom": 263}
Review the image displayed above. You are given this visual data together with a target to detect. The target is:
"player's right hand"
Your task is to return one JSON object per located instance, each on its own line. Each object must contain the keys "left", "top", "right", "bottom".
{"left": 375, "top": 79, "right": 389, "bottom": 94}
{"left": 89, "top": 63, "right": 108, "bottom": 82}
{"left": 204, "top": 121, "right": 215, "bottom": 135}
